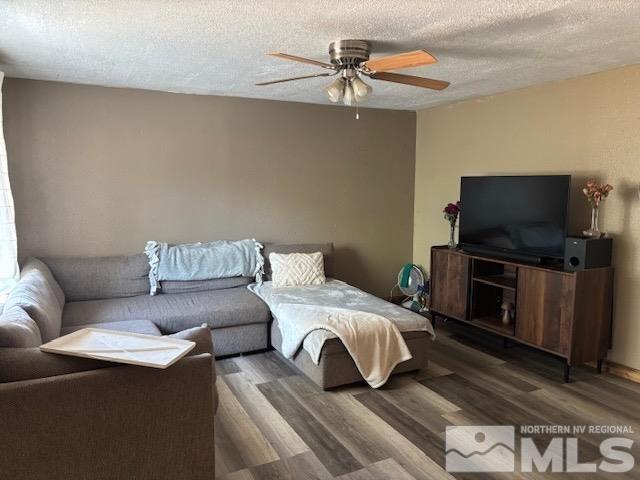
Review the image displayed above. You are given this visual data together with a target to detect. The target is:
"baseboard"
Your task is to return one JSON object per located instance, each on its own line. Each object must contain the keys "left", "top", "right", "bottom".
{"left": 604, "top": 360, "right": 640, "bottom": 384}
{"left": 587, "top": 359, "right": 640, "bottom": 384}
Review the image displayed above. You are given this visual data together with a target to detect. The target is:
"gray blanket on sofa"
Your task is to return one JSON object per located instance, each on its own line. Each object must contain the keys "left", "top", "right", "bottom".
{"left": 145, "top": 239, "right": 264, "bottom": 295}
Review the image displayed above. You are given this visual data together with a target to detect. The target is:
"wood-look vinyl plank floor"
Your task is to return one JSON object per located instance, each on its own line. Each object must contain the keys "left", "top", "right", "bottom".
{"left": 354, "top": 390, "right": 447, "bottom": 467}
{"left": 250, "top": 451, "right": 334, "bottom": 480}
{"left": 215, "top": 377, "right": 280, "bottom": 473}
{"left": 215, "top": 415, "right": 248, "bottom": 476}
{"left": 217, "top": 468, "right": 257, "bottom": 480}
{"left": 279, "top": 375, "right": 391, "bottom": 467}
{"left": 374, "top": 375, "right": 456, "bottom": 434}
{"left": 413, "top": 359, "right": 453, "bottom": 380}
{"left": 224, "top": 371, "right": 310, "bottom": 459}
{"left": 335, "top": 458, "right": 417, "bottom": 480}
{"left": 217, "top": 357, "right": 242, "bottom": 375}
{"left": 214, "top": 322, "right": 640, "bottom": 479}
{"left": 257, "top": 379, "right": 363, "bottom": 476}
{"left": 563, "top": 377, "right": 640, "bottom": 423}
{"left": 233, "top": 351, "right": 299, "bottom": 384}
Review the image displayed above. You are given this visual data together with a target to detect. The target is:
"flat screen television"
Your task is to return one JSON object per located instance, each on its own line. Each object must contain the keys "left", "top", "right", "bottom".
{"left": 459, "top": 175, "right": 570, "bottom": 261}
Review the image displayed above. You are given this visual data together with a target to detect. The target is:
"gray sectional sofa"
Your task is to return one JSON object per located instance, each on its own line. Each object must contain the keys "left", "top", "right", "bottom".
{"left": 0, "top": 242, "right": 333, "bottom": 357}
{"left": 2, "top": 241, "right": 428, "bottom": 391}
{"left": 43, "top": 252, "right": 271, "bottom": 356}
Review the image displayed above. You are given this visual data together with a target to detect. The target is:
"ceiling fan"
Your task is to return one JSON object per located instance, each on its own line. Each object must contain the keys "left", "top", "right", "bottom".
{"left": 256, "top": 40, "right": 449, "bottom": 106}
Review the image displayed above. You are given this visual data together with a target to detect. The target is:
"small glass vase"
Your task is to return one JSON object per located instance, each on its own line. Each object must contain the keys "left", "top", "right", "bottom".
{"left": 448, "top": 223, "right": 457, "bottom": 249}
{"left": 583, "top": 205, "right": 605, "bottom": 238}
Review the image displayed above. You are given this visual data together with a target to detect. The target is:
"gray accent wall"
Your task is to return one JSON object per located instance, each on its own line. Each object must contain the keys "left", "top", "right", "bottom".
{"left": 2, "top": 79, "right": 416, "bottom": 296}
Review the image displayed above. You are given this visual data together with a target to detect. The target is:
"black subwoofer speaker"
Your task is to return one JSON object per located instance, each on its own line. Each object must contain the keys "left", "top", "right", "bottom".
{"left": 564, "top": 237, "right": 612, "bottom": 271}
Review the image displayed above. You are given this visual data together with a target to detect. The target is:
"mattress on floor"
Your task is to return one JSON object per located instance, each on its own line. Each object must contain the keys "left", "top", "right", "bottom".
{"left": 270, "top": 317, "right": 430, "bottom": 389}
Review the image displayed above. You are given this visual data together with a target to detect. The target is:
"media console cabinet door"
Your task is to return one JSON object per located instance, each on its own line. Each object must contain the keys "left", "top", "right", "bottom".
{"left": 431, "top": 249, "right": 469, "bottom": 320}
{"left": 516, "top": 267, "right": 574, "bottom": 355}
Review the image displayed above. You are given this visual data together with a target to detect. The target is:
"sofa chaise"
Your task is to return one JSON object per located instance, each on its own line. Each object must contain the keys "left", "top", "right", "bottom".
{"left": 261, "top": 243, "right": 431, "bottom": 390}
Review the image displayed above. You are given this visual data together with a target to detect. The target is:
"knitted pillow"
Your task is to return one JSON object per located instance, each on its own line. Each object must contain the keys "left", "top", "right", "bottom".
{"left": 269, "top": 252, "right": 326, "bottom": 287}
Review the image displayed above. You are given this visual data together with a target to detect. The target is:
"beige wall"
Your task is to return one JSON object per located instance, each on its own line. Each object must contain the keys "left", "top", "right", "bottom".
{"left": 414, "top": 65, "right": 640, "bottom": 369}
{"left": 3, "top": 79, "right": 416, "bottom": 297}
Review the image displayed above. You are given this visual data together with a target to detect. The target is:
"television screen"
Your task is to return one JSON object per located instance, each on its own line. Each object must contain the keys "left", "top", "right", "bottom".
{"left": 459, "top": 175, "right": 570, "bottom": 260}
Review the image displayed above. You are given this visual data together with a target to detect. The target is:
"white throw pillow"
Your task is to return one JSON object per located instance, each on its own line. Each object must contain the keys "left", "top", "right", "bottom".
{"left": 270, "top": 252, "right": 326, "bottom": 287}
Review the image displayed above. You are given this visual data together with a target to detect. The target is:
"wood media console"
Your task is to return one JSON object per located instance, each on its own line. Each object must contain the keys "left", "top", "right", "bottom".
{"left": 429, "top": 246, "right": 613, "bottom": 382}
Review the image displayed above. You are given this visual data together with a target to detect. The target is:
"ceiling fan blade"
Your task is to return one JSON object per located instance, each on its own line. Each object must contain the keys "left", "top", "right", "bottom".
{"left": 256, "top": 72, "right": 335, "bottom": 86}
{"left": 267, "top": 52, "right": 336, "bottom": 70}
{"left": 363, "top": 50, "right": 437, "bottom": 72}
{"left": 369, "top": 72, "right": 449, "bottom": 90}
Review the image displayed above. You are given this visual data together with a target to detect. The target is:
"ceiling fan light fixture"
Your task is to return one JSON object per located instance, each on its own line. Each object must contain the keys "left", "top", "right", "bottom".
{"left": 325, "top": 77, "right": 344, "bottom": 103}
{"left": 352, "top": 75, "right": 372, "bottom": 99}
{"left": 343, "top": 82, "right": 355, "bottom": 106}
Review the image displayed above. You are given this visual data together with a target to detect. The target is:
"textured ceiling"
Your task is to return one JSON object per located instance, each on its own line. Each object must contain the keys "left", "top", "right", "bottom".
{"left": 1, "top": 1, "right": 640, "bottom": 111}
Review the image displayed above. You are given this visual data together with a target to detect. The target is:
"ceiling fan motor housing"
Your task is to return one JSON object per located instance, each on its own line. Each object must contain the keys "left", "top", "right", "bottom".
{"left": 329, "top": 39, "right": 371, "bottom": 67}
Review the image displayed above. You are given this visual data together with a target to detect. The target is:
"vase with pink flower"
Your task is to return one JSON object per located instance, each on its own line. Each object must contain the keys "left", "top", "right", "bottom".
{"left": 443, "top": 201, "right": 461, "bottom": 249}
{"left": 582, "top": 180, "right": 613, "bottom": 238}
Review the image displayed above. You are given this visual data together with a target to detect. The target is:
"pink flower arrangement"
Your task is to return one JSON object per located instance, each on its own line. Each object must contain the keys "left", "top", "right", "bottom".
{"left": 583, "top": 180, "right": 613, "bottom": 207}
{"left": 443, "top": 201, "right": 461, "bottom": 226}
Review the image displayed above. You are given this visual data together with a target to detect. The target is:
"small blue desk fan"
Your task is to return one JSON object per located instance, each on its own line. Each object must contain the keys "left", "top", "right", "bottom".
{"left": 394, "top": 264, "right": 427, "bottom": 312}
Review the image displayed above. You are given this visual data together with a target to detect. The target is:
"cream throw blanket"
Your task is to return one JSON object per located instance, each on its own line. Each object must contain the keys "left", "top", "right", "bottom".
{"left": 276, "top": 303, "right": 412, "bottom": 388}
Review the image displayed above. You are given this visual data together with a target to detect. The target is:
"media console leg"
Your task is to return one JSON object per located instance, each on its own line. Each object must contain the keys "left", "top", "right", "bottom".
{"left": 597, "top": 359, "right": 604, "bottom": 374}
{"left": 564, "top": 363, "right": 571, "bottom": 383}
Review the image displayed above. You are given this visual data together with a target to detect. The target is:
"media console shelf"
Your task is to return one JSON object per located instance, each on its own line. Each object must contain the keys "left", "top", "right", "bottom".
{"left": 429, "top": 245, "right": 613, "bottom": 382}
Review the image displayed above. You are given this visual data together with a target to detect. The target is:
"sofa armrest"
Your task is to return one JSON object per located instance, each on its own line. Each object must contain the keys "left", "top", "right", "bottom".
{"left": 0, "top": 326, "right": 214, "bottom": 383}
{"left": 0, "top": 353, "right": 216, "bottom": 480}
{"left": 170, "top": 325, "right": 215, "bottom": 359}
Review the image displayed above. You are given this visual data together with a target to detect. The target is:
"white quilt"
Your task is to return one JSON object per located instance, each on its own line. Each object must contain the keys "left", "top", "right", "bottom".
{"left": 248, "top": 279, "right": 435, "bottom": 388}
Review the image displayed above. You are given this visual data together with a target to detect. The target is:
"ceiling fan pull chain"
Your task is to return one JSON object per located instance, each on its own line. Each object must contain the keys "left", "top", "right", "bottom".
{"left": 356, "top": 104, "right": 359, "bottom": 120}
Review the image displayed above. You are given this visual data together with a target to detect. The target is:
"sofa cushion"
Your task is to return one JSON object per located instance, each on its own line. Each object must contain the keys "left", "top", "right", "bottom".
{"left": 263, "top": 243, "right": 334, "bottom": 279}
{"left": 160, "top": 276, "right": 253, "bottom": 295}
{"left": 5, "top": 260, "right": 64, "bottom": 342}
{"left": 62, "top": 287, "right": 271, "bottom": 333}
{"left": 0, "top": 305, "right": 43, "bottom": 348}
{"left": 42, "top": 254, "right": 150, "bottom": 302}
{"left": 60, "top": 320, "right": 161, "bottom": 337}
